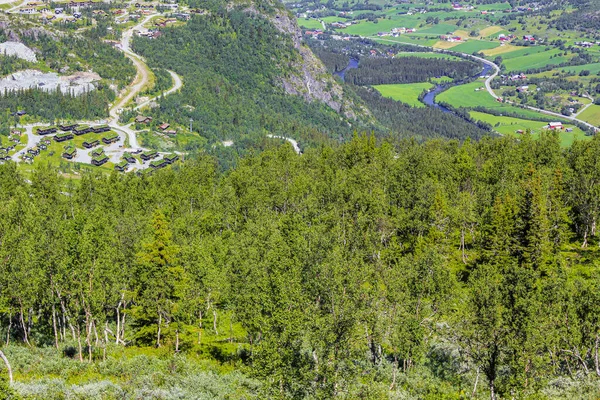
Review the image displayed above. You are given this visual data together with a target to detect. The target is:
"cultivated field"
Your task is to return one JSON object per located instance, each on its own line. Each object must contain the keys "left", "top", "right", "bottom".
{"left": 470, "top": 111, "right": 590, "bottom": 147}
{"left": 577, "top": 105, "right": 600, "bottom": 128}
{"left": 374, "top": 83, "right": 433, "bottom": 107}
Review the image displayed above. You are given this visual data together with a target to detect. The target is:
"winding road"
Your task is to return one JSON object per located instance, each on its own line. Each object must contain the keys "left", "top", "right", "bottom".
{"left": 10, "top": 11, "right": 183, "bottom": 167}
{"left": 372, "top": 37, "right": 598, "bottom": 132}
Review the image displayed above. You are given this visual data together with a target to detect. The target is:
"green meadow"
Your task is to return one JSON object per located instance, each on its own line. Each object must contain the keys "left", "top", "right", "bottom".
{"left": 437, "top": 81, "right": 565, "bottom": 120}
{"left": 577, "top": 105, "right": 600, "bottom": 128}
{"left": 373, "top": 82, "right": 433, "bottom": 107}
{"left": 502, "top": 49, "right": 572, "bottom": 71}
{"left": 450, "top": 40, "right": 500, "bottom": 54}
{"left": 470, "top": 111, "right": 590, "bottom": 147}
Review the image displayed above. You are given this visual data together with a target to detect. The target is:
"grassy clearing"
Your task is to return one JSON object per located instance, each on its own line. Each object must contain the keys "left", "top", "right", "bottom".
{"left": 297, "top": 18, "right": 322, "bottom": 30}
{"left": 502, "top": 48, "right": 572, "bottom": 71}
{"left": 416, "top": 24, "right": 457, "bottom": 35}
{"left": 470, "top": 111, "right": 590, "bottom": 147}
{"left": 433, "top": 40, "right": 461, "bottom": 49}
{"left": 500, "top": 45, "right": 549, "bottom": 59}
{"left": 479, "top": 26, "right": 504, "bottom": 37}
{"left": 559, "top": 63, "right": 600, "bottom": 75}
{"left": 450, "top": 40, "right": 500, "bottom": 54}
{"left": 373, "top": 82, "right": 433, "bottom": 107}
{"left": 577, "top": 105, "right": 600, "bottom": 128}
{"left": 437, "top": 81, "right": 561, "bottom": 120}
{"left": 482, "top": 44, "right": 520, "bottom": 56}
{"left": 453, "top": 29, "right": 471, "bottom": 39}
{"left": 437, "top": 81, "right": 501, "bottom": 108}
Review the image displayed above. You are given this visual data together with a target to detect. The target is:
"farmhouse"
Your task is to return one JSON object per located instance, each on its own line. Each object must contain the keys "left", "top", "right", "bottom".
{"left": 54, "top": 132, "right": 74, "bottom": 142}
{"left": 440, "top": 35, "right": 462, "bottom": 42}
{"left": 28, "top": 147, "right": 40, "bottom": 156}
{"left": 59, "top": 123, "right": 78, "bottom": 131}
{"left": 83, "top": 139, "right": 100, "bottom": 149}
{"left": 523, "top": 35, "right": 536, "bottom": 43}
{"left": 92, "top": 153, "right": 109, "bottom": 166}
{"left": 158, "top": 123, "right": 170, "bottom": 130}
{"left": 62, "top": 146, "right": 76, "bottom": 159}
{"left": 37, "top": 127, "right": 57, "bottom": 135}
{"left": 165, "top": 130, "right": 177, "bottom": 136}
{"left": 517, "top": 86, "right": 529, "bottom": 93}
{"left": 141, "top": 150, "right": 159, "bottom": 161}
{"left": 546, "top": 122, "right": 564, "bottom": 130}
{"left": 135, "top": 116, "right": 152, "bottom": 124}
{"left": 102, "top": 132, "right": 119, "bottom": 144}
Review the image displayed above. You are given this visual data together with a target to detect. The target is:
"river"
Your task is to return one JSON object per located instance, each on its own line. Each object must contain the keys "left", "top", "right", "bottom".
{"left": 422, "top": 63, "right": 494, "bottom": 112}
{"left": 334, "top": 58, "right": 359, "bottom": 81}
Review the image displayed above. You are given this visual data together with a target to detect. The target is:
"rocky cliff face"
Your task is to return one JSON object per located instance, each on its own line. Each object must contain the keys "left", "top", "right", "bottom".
{"left": 242, "top": 2, "right": 368, "bottom": 120}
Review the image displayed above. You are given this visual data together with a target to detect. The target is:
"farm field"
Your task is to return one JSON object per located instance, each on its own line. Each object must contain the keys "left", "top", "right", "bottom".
{"left": 450, "top": 40, "right": 500, "bottom": 54}
{"left": 469, "top": 111, "right": 589, "bottom": 147}
{"left": 297, "top": 18, "right": 322, "bottom": 30}
{"left": 374, "top": 82, "right": 433, "bottom": 107}
{"left": 502, "top": 49, "right": 572, "bottom": 71}
{"left": 577, "top": 105, "right": 600, "bottom": 128}
{"left": 479, "top": 26, "right": 504, "bottom": 37}
{"left": 437, "top": 81, "right": 568, "bottom": 120}
{"left": 374, "top": 36, "right": 439, "bottom": 47}
{"left": 482, "top": 44, "right": 521, "bottom": 56}
{"left": 559, "top": 63, "right": 600, "bottom": 76}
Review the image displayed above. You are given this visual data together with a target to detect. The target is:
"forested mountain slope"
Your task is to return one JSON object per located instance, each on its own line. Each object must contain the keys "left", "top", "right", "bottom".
{"left": 2, "top": 133, "right": 600, "bottom": 398}
{"left": 130, "top": 1, "right": 368, "bottom": 155}
{"left": 129, "top": 0, "right": 490, "bottom": 160}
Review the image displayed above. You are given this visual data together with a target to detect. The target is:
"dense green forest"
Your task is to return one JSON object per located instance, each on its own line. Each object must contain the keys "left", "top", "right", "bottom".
{"left": 0, "top": 88, "right": 112, "bottom": 122}
{"left": 345, "top": 57, "right": 480, "bottom": 86}
{"left": 2, "top": 133, "right": 600, "bottom": 398}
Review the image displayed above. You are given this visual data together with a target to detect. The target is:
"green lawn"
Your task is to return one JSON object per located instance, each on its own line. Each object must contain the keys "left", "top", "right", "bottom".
{"left": 470, "top": 111, "right": 591, "bottom": 147}
{"left": 297, "top": 18, "right": 322, "bottom": 30}
{"left": 415, "top": 24, "right": 458, "bottom": 35}
{"left": 502, "top": 49, "right": 572, "bottom": 72}
{"left": 450, "top": 40, "right": 500, "bottom": 54}
{"left": 373, "top": 82, "right": 433, "bottom": 107}
{"left": 577, "top": 105, "right": 600, "bottom": 128}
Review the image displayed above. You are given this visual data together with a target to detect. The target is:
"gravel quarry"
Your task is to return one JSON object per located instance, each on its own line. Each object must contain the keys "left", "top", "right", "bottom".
{"left": 0, "top": 41, "right": 37, "bottom": 62}
{"left": 0, "top": 70, "right": 99, "bottom": 95}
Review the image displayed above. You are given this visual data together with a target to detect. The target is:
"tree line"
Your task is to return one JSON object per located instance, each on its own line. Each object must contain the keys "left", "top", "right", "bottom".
{"left": 2, "top": 133, "right": 600, "bottom": 398}
{"left": 345, "top": 56, "right": 481, "bottom": 86}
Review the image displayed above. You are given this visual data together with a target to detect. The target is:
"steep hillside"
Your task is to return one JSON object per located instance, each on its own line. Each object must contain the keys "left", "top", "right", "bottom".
{"left": 129, "top": 0, "right": 371, "bottom": 160}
